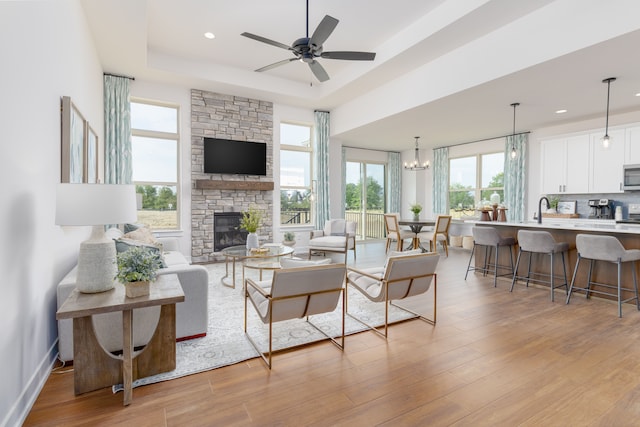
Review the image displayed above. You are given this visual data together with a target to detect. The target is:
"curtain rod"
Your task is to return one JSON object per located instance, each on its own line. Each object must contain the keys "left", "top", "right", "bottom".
{"left": 103, "top": 72, "right": 135, "bottom": 81}
{"left": 434, "top": 131, "right": 530, "bottom": 150}
{"left": 342, "top": 145, "right": 400, "bottom": 154}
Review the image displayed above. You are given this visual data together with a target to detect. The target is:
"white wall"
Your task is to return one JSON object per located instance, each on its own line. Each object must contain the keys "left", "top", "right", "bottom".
{"left": 0, "top": 1, "right": 103, "bottom": 426}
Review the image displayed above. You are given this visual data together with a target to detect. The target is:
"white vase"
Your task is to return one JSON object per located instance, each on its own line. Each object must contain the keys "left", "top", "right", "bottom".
{"left": 246, "top": 232, "right": 259, "bottom": 249}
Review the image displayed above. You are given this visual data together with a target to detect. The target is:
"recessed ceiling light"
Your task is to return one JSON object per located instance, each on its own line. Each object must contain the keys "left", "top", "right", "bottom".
{"left": 556, "top": 109, "right": 567, "bottom": 114}
{"left": 204, "top": 32, "right": 215, "bottom": 39}
{"left": 635, "top": 92, "right": 640, "bottom": 97}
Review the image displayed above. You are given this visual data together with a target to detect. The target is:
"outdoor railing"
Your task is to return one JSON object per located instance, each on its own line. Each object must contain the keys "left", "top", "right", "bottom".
{"left": 281, "top": 209, "right": 386, "bottom": 239}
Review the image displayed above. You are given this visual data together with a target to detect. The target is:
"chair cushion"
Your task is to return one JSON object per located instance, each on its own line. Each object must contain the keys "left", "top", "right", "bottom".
{"left": 280, "top": 257, "right": 332, "bottom": 268}
{"left": 309, "top": 235, "right": 347, "bottom": 249}
{"left": 346, "top": 268, "right": 384, "bottom": 298}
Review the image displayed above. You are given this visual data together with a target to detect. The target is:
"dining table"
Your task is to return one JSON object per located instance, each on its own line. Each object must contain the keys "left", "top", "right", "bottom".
{"left": 398, "top": 218, "right": 436, "bottom": 251}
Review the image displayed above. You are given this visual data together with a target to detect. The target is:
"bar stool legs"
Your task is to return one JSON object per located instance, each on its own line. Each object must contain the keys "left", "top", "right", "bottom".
{"left": 566, "top": 234, "right": 640, "bottom": 318}
{"left": 465, "top": 227, "right": 516, "bottom": 287}
{"left": 510, "top": 248, "right": 569, "bottom": 302}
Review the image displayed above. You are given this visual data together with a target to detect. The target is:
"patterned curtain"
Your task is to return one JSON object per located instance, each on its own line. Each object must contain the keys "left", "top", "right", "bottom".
{"left": 340, "top": 146, "right": 347, "bottom": 218}
{"left": 432, "top": 147, "right": 449, "bottom": 214}
{"left": 388, "top": 151, "right": 401, "bottom": 213}
{"left": 504, "top": 133, "right": 527, "bottom": 222}
{"left": 104, "top": 75, "right": 132, "bottom": 184}
{"left": 314, "top": 111, "right": 331, "bottom": 227}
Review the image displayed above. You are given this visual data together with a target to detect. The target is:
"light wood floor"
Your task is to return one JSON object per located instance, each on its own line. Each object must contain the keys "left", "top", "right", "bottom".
{"left": 26, "top": 241, "right": 640, "bottom": 426}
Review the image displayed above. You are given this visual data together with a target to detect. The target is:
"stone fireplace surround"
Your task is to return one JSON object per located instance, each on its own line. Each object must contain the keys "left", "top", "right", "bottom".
{"left": 191, "top": 89, "right": 274, "bottom": 263}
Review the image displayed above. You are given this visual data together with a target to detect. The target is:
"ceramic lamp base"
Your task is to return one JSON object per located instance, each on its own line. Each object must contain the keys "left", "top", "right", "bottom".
{"left": 76, "top": 238, "right": 117, "bottom": 293}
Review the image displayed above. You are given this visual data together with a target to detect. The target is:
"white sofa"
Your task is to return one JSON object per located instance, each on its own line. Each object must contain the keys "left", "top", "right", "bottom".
{"left": 56, "top": 230, "right": 209, "bottom": 362}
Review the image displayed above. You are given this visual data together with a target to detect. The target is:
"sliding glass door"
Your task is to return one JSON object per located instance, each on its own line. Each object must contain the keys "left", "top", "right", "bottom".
{"left": 345, "top": 161, "right": 386, "bottom": 239}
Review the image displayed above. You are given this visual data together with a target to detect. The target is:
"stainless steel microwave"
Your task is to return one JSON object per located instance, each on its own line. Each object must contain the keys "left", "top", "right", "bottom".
{"left": 623, "top": 164, "right": 640, "bottom": 191}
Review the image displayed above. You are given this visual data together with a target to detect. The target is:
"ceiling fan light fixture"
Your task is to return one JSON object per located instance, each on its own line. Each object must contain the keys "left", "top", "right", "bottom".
{"left": 404, "top": 137, "right": 429, "bottom": 171}
{"left": 601, "top": 77, "right": 616, "bottom": 149}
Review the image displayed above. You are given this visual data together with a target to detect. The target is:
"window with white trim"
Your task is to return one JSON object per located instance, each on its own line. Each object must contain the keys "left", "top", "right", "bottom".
{"left": 130, "top": 99, "right": 180, "bottom": 230}
{"left": 280, "top": 122, "right": 313, "bottom": 226}
{"left": 449, "top": 152, "right": 504, "bottom": 218}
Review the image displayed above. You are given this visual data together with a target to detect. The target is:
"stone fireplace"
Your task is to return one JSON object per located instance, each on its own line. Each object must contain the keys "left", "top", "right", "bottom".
{"left": 191, "top": 89, "right": 274, "bottom": 263}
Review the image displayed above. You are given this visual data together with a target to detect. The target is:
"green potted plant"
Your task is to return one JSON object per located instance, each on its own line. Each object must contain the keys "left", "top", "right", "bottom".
{"left": 115, "top": 246, "right": 163, "bottom": 298}
{"left": 240, "top": 206, "right": 263, "bottom": 249}
{"left": 283, "top": 231, "right": 296, "bottom": 246}
{"left": 548, "top": 196, "right": 560, "bottom": 213}
{"left": 410, "top": 203, "right": 422, "bottom": 220}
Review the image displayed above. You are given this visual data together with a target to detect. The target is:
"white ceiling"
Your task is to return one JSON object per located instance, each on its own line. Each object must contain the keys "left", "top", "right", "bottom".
{"left": 81, "top": 0, "right": 640, "bottom": 152}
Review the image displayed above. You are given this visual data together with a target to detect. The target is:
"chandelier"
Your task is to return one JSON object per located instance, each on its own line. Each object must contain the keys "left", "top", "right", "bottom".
{"left": 404, "top": 136, "right": 429, "bottom": 171}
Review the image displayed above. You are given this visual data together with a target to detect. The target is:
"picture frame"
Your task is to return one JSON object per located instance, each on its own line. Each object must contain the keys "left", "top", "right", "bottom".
{"left": 61, "top": 96, "right": 86, "bottom": 183}
{"left": 61, "top": 96, "right": 101, "bottom": 183}
{"left": 557, "top": 201, "right": 577, "bottom": 214}
{"left": 85, "top": 124, "right": 98, "bottom": 183}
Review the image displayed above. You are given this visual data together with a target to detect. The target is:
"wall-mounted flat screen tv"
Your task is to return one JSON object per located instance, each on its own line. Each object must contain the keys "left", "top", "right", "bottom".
{"left": 203, "top": 137, "right": 267, "bottom": 176}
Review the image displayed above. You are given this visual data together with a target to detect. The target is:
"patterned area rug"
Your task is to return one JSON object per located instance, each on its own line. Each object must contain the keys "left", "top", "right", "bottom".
{"left": 114, "top": 262, "right": 416, "bottom": 392}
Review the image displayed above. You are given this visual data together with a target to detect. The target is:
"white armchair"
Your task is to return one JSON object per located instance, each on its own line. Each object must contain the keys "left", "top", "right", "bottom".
{"left": 346, "top": 252, "right": 439, "bottom": 338}
{"left": 244, "top": 263, "right": 347, "bottom": 368}
{"left": 308, "top": 219, "right": 357, "bottom": 262}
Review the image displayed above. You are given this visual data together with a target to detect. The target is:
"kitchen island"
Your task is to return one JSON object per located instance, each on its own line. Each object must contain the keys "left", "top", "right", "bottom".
{"left": 466, "top": 219, "right": 640, "bottom": 307}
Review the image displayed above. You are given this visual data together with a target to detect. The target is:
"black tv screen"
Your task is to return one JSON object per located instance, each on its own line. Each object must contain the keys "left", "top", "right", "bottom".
{"left": 203, "top": 138, "right": 267, "bottom": 176}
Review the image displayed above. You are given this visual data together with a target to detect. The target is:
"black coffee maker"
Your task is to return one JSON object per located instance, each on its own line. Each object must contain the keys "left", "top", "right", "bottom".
{"left": 588, "top": 199, "right": 613, "bottom": 219}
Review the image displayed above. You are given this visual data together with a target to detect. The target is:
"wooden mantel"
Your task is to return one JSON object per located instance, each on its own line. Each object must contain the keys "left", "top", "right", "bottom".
{"left": 195, "top": 180, "right": 274, "bottom": 191}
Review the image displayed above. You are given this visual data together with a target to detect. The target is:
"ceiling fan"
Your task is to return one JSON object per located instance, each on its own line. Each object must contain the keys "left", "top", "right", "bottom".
{"left": 240, "top": 0, "right": 376, "bottom": 82}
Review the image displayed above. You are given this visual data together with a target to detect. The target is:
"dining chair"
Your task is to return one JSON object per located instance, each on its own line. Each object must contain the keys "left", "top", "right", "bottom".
{"left": 418, "top": 215, "right": 452, "bottom": 256}
{"left": 383, "top": 213, "right": 414, "bottom": 253}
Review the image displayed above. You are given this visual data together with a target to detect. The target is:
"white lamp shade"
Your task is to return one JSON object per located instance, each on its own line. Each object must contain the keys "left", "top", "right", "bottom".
{"left": 56, "top": 184, "right": 137, "bottom": 226}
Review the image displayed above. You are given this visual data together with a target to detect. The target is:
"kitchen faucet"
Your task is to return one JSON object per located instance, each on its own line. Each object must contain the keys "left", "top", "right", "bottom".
{"left": 538, "top": 196, "right": 550, "bottom": 224}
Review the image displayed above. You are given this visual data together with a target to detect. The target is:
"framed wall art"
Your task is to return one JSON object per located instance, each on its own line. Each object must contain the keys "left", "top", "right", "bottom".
{"left": 85, "top": 124, "right": 98, "bottom": 183}
{"left": 61, "top": 96, "right": 100, "bottom": 183}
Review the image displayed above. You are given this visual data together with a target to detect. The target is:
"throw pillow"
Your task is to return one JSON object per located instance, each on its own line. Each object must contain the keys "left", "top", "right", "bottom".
{"left": 123, "top": 227, "right": 164, "bottom": 252}
{"left": 115, "top": 238, "right": 167, "bottom": 268}
{"left": 280, "top": 257, "right": 332, "bottom": 268}
{"left": 124, "top": 223, "right": 145, "bottom": 233}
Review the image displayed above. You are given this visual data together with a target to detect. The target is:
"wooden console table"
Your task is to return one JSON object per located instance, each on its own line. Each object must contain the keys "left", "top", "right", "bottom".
{"left": 56, "top": 274, "right": 184, "bottom": 405}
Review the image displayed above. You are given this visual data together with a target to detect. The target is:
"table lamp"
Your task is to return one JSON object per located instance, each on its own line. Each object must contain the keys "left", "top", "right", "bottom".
{"left": 56, "top": 183, "right": 137, "bottom": 293}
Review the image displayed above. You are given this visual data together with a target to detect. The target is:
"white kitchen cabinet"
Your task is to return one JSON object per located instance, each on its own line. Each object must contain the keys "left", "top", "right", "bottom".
{"left": 540, "top": 134, "right": 590, "bottom": 194}
{"left": 591, "top": 128, "right": 625, "bottom": 193}
{"left": 624, "top": 126, "right": 640, "bottom": 165}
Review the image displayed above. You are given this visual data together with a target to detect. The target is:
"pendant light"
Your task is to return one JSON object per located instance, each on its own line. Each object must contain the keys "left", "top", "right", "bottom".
{"left": 510, "top": 102, "right": 520, "bottom": 159}
{"left": 601, "top": 77, "right": 616, "bottom": 149}
{"left": 404, "top": 136, "right": 429, "bottom": 170}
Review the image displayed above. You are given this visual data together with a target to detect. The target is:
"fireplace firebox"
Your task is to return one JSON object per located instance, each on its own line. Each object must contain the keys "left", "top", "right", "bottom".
{"left": 214, "top": 212, "right": 247, "bottom": 251}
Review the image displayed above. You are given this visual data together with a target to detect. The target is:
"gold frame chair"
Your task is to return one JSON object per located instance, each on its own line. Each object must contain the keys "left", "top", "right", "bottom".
{"left": 346, "top": 253, "right": 439, "bottom": 338}
{"left": 244, "top": 263, "right": 346, "bottom": 368}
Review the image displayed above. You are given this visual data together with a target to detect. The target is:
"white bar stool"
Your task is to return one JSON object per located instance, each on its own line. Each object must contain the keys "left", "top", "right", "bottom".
{"left": 465, "top": 226, "right": 516, "bottom": 287}
{"left": 510, "top": 230, "right": 569, "bottom": 302}
{"left": 566, "top": 234, "right": 640, "bottom": 317}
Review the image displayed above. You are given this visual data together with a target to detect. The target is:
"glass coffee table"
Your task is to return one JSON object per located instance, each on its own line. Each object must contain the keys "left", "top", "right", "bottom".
{"left": 220, "top": 244, "right": 294, "bottom": 289}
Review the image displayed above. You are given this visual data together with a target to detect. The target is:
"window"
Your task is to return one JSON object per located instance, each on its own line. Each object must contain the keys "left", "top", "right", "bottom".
{"left": 280, "top": 123, "right": 312, "bottom": 226}
{"left": 130, "top": 100, "right": 179, "bottom": 230}
{"left": 449, "top": 152, "right": 504, "bottom": 218}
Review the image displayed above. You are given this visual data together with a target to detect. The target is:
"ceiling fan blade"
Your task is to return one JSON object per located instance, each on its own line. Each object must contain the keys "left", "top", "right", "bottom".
{"left": 309, "top": 60, "right": 330, "bottom": 82}
{"left": 321, "top": 51, "right": 376, "bottom": 61}
{"left": 255, "top": 58, "right": 298, "bottom": 72}
{"left": 241, "top": 32, "right": 292, "bottom": 51}
{"left": 310, "top": 15, "right": 339, "bottom": 47}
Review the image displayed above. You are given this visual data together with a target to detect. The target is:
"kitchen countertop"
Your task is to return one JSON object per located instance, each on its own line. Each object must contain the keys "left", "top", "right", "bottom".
{"left": 464, "top": 218, "right": 640, "bottom": 235}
